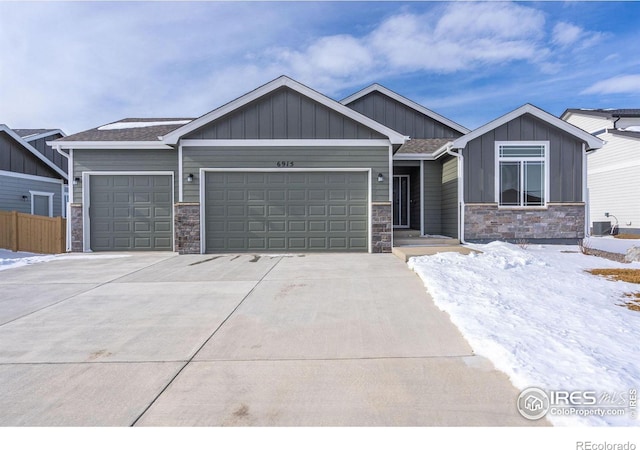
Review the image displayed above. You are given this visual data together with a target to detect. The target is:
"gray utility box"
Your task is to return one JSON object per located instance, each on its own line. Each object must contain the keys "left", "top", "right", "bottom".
{"left": 592, "top": 221, "right": 611, "bottom": 236}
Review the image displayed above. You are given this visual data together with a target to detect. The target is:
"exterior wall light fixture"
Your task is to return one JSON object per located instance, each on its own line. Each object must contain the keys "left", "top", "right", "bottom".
{"left": 377, "top": 173, "right": 384, "bottom": 182}
{"left": 187, "top": 174, "right": 194, "bottom": 183}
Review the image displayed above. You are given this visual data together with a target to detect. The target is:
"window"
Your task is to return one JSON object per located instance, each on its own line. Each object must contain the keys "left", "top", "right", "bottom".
{"left": 495, "top": 142, "right": 548, "bottom": 207}
{"left": 29, "top": 191, "right": 54, "bottom": 217}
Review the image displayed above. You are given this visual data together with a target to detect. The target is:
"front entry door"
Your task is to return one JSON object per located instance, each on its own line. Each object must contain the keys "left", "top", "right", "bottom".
{"left": 393, "top": 175, "right": 410, "bottom": 228}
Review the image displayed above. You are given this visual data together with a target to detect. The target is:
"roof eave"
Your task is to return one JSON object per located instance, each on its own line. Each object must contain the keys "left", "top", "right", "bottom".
{"left": 47, "top": 141, "right": 174, "bottom": 150}
{"left": 340, "top": 83, "right": 470, "bottom": 135}
{"left": 22, "top": 129, "right": 67, "bottom": 142}
{"left": 452, "top": 104, "right": 603, "bottom": 151}
{"left": 0, "top": 124, "right": 68, "bottom": 180}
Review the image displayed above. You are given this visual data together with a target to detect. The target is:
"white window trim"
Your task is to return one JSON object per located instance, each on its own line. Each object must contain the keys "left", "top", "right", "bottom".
{"left": 494, "top": 141, "right": 550, "bottom": 209}
{"left": 29, "top": 190, "right": 54, "bottom": 217}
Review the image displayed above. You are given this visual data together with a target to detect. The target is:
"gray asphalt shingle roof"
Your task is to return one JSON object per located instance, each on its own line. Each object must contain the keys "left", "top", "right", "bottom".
{"left": 395, "top": 138, "right": 452, "bottom": 155}
{"left": 13, "top": 128, "right": 59, "bottom": 138}
{"left": 55, "top": 118, "right": 194, "bottom": 142}
{"left": 564, "top": 108, "right": 640, "bottom": 118}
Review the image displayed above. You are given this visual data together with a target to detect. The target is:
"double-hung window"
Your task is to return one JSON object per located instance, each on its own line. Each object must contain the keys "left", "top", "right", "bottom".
{"left": 496, "top": 141, "right": 548, "bottom": 207}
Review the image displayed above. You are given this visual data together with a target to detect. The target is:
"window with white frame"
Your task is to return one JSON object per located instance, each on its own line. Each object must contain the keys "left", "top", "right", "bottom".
{"left": 496, "top": 142, "right": 548, "bottom": 207}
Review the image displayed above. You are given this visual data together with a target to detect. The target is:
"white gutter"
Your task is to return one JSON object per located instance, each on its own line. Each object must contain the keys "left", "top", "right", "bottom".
{"left": 582, "top": 142, "right": 589, "bottom": 238}
{"left": 445, "top": 144, "right": 466, "bottom": 244}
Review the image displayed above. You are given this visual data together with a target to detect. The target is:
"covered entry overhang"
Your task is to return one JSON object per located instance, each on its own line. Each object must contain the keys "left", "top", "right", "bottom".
{"left": 392, "top": 139, "right": 461, "bottom": 245}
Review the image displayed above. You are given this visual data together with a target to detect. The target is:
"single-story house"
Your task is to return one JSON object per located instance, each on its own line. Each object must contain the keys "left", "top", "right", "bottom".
{"left": 49, "top": 76, "right": 602, "bottom": 253}
{"left": 1, "top": 125, "right": 68, "bottom": 217}
{"left": 561, "top": 108, "right": 640, "bottom": 234}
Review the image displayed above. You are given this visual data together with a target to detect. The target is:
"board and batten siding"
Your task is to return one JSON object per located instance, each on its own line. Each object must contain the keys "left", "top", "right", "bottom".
{"left": 29, "top": 134, "right": 68, "bottom": 173}
{"left": 72, "top": 149, "right": 178, "bottom": 201}
{"left": 0, "top": 133, "right": 61, "bottom": 179}
{"left": 423, "top": 161, "right": 442, "bottom": 235}
{"left": 182, "top": 146, "right": 390, "bottom": 203}
{"left": 345, "top": 91, "right": 464, "bottom": 139}
{"left": 184, "top": 87, "right": 386, "bottom": 140}
{"left": 441, "top": 156, "right": 459, "bottom": 238}
{"left": 462, "top": 113, "right": 585, "bottom": 204}
{"left": 0, "top": 172, "right": 63, "bottom": 216}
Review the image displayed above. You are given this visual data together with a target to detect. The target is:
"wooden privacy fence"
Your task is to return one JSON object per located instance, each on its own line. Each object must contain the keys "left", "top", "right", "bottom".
{"left": 0, "top": 211, "right": 66, "bottom": 254}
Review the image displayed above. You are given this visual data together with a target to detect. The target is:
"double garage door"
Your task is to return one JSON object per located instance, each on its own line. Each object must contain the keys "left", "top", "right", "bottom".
{"left": 88, "top": 172, "right": 369, "bottom": 252}
{"left": 89, "top": 175, "right": 173, "bottom": 251}
{"left": 205, "top": 171, "right": 369, "bottom": 252}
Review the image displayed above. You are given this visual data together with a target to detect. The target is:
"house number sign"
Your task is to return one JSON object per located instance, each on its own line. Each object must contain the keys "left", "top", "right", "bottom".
{"left": 276, "top": 161, "right": 295, "bottom": 167}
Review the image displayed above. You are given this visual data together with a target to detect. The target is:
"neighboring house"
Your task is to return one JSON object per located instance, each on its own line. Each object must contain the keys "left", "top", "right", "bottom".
{"left": 561, "top": 109, "right": 640, "bottom": 234}
{"left": 0, "top": 125, "right": 68, "bottom": 217}
{"left": 49, "top": 76, "right": 602, "bottom": 254}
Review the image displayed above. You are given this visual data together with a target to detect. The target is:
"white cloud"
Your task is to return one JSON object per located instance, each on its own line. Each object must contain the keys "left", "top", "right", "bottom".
{"left": 581, "top": 74, "right": 640, "bottom": 95}
{"left": 552, "top": 21, "right": 605, "bottom": 49}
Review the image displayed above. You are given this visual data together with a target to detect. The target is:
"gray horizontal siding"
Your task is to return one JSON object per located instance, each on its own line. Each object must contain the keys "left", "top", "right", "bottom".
{"left": 441, "top": 156, "right": 458, "bottom": 238}
{"left": 0, "top": 132, "right": 61, "bottom": 179}
{"left": 346, "top": 91, "right": 463, "bottom": 139}
{"left": 72, "top": 149, "right": 178, "bottom": 202}
{"left": 185, "top": 87, "right": 386, "bottom": 140}
{"left": 0, "top": 173, "right": 63, "bottom": 216}
{"left": 183, "top": 146, "right": 390, "bottom": 203}
{"left": 423, "top": 161, "right": 442, "bottom": 235}
{"left": 462, "top": 113, "right": 585, "bottom": 203}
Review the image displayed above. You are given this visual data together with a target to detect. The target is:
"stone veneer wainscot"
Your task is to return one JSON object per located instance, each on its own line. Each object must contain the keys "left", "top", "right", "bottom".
{"left": 371, "top": 202, "right": 392, "bottom": 253}
{"left": 70, "top": 203, "right": 83, "bottom": 252}
{"left": 464, "top": 203, "right": 585, "bottom": 241}
{"left": 174, "top": 203, "right": 201, "bottom": 254}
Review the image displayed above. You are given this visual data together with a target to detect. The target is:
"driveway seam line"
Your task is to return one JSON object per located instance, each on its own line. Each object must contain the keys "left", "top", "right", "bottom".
{"left": 0, "top": 255, "right": 178, "bottom": 328}
{"left": 129, "top": 255, "right": 284, "bottom": 427}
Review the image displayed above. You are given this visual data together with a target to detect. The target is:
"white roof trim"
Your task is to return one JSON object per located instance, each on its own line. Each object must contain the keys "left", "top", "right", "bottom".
{"left": 0, "top": 124, "right": 68, "bottom": 180}
{"left": 180, "top": 139, "right": 391, "bottom": 147}
{"left": 451, "top": 104, "right": 604, "bottom": 150}
{"left": 393, "top": 153, "right": 436, "bottom": 161}
{"left": 340, "top": 84, "right": 470, "bottom": 135}
{"left": 22, "top": 129, "right": 67, "bottom": 142}
{"left": 161, "top": 76, "right": 408, "bottom": 145}
{"left": 47, "top": 141, "right": 174, "bottom": 150}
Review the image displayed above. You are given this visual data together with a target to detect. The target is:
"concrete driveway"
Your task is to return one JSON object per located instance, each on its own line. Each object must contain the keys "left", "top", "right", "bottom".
{"left": 0, "top": 252, "right": 542, "bottom": 426}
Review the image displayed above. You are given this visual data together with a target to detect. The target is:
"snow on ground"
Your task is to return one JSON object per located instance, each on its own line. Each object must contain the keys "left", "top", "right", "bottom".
{"left": 0, "top": 249, "right": 130, "bottom": 271}
{"left": 408, "top": 242, "right": 640, "bottom": 426}
{"left": 587, "top": 236, "right": 640, "bottom": 255}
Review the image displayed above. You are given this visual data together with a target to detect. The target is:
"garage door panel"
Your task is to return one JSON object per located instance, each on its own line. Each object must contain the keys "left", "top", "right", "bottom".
{"left": 205, "top": 171, "right": 368, "bottom": 252}
{"left": 114, "top": 207, "right": 131, "bottom": 218}
{"left": 90, "top": 175, "right": 172, "bottom": 251}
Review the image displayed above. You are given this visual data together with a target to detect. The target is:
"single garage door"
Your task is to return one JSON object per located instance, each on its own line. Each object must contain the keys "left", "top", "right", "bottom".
{"left": 89, "top": 175, "right": 173, "bottom": 251}
{"left": 205, "top": 171, "right": 369, "bottom": 252}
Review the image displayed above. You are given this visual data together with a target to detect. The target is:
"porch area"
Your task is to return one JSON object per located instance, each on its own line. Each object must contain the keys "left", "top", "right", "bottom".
{"left": 391, "top": 229, "right": 477, "bottom": 262}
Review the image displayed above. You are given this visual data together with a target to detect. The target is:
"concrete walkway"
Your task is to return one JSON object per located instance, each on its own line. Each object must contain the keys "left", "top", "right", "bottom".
{"left": 0, "top": 252, "right": 544, "bottom": 426}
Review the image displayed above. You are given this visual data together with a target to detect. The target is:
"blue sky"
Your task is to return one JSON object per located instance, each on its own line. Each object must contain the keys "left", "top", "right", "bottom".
{"left": 1, "top": 1, "right": 639, "bottom": 134}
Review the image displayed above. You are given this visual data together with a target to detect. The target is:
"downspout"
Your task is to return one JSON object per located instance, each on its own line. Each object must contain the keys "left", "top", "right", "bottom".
{"left": 582, "top": 143, "right": 589, "bottom": 238}
{"left": 445, "top": 144, "right": 466, "bottom": 244}
{"left": 54, "top": 145, "right": 72, "bottom": 251}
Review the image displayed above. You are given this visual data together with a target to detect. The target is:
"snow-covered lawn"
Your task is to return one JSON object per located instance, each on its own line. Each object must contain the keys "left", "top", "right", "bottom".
{"left": 0, "top": 249, "right": 57, "bottom": 271}
{"left": 588, "top": 236, "right": 640, "bottom": 255}
{"left": 0, "top": 249, "right": 130, "bottom": 271}
{"left": 408, "top": 242, "right": 640, "bottom": 426}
